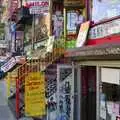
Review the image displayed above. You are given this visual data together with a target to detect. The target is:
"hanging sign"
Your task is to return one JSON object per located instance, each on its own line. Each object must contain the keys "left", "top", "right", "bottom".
{"left": 26, "top": 0, "right": 49, "bottom": 14}
{"left": 1, "top": 57, "right": 17, "bottom": 73}
{"left": 76, "top": 21, "right": 90, "bottom": 47}
{"left": 25, "top": 72, "right": 46, "bottom": 117}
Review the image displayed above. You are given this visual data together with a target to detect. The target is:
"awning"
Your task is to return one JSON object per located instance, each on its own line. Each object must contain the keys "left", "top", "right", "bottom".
{"left": 64, "top": 43, "right": 120, "bottom": 61}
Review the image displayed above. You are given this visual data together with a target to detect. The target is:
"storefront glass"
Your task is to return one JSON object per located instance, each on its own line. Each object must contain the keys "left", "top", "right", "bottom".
{"left": 100, "top": 68, "right": 120, "bottom": 120}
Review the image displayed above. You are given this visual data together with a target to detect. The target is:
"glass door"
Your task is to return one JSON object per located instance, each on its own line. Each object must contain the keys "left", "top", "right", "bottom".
{"left": 99, "top": 68, "right": 120, "bottom": 120}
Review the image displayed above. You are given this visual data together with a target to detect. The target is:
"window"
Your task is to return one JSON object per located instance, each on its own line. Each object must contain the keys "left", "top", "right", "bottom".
{"left": 100, "top": 68, "right": 120, "bottom": 120}
{"left": 92, "top": 0, "right": 120, "bottom": 23}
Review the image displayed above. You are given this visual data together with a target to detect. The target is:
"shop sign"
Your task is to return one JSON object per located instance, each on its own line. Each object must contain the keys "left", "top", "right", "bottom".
{"left": 64, "top": 0, "right": 84, "bottom": 6}
{"left": 26, "top": 0, "right": 49, "bottom": 14}
{"left": 89, "top": 18, "right": 120, "bottom": 39}
{"left": 25, "top": 72, "right": 46, "bottom": 117}
{"left": 76, "top": 21, "right": 90, "bottom": 47}
{"left": 1, "top": 57, "right": 16, "bottom": 73}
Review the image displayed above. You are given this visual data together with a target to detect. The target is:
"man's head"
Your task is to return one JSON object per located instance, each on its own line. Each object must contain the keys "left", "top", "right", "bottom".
{"left": 76, "top": 9, "right": 82, "bottom": 15}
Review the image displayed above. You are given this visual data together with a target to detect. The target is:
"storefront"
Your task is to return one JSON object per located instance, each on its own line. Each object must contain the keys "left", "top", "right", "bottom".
{"left": 65, "top": 44, "right": 120, "bottom": 120}
{"left": 64, "top": 9, "right": 120, "bottom": 119}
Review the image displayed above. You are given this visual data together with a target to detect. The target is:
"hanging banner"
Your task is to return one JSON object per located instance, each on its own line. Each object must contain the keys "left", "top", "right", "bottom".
{"left": 26, "top": 0, "right": 49, "bottom": 14}
{"left": 25, "top": 72, "right": 46, "bottom": 117}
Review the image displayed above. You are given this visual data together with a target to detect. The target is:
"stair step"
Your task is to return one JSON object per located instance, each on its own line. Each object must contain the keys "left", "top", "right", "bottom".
{"left": 45, "top": 74, "right": 56, "bottom": 80}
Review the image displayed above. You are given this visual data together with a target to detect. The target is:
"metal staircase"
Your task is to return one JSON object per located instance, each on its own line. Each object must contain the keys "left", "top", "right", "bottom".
{"left": 6, "top": 38, "right": 66, "bottom": 119}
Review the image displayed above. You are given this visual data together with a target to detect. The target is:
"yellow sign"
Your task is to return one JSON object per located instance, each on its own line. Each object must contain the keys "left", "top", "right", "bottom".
{"left": 25, "top": 72, "right": 46, "bottom": 117}
{"left": 64, "top": 0, "right": 84, "bottom": 6}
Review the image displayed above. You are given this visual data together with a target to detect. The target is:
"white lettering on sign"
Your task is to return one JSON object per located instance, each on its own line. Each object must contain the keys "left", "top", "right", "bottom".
{"left": 26, "top": 0, "right": 49, "bottom": 14}
{"left": 89, "top": 18, "right": 120, "bottom": 39}
{"left": 1, "top": 57, "right": 16, "bottom": 73}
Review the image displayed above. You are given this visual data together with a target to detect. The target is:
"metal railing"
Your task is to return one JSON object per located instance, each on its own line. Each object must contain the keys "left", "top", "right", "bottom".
{"left": 6, "top": 37, "right": 66, "bottom": 119}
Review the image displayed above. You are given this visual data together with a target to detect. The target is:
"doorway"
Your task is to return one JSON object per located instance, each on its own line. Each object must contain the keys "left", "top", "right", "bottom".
{"left": 81, "top": 66, "right": 96, "bottom": 120}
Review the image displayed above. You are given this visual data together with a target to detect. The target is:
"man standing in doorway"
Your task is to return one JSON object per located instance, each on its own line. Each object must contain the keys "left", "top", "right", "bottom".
{"left": 75, "top": 10, "right": 85, "bottom": 35}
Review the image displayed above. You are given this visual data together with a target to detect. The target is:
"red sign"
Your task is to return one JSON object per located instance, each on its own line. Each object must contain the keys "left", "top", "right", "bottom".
{"left": 26, "top": 0, "right": 49, "bottom": 14}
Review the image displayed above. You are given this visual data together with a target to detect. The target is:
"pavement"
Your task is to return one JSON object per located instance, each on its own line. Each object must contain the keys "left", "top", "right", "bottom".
{"left": 0, "top": 79, "right": 16, "bottom": 120}
{"left": 0, "top": 79, "right": 33, "bottom": 120}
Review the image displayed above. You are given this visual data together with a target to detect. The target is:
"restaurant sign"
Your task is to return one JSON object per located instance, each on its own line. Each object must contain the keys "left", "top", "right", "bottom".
{"left": 26, "top": 0, "right": 49, "bottom": 14}
{"left": 89, "top": 18, "right": 120, "bottom": 39}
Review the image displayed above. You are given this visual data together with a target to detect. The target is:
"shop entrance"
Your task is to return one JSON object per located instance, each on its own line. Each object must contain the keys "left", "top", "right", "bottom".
{"left": 99, "top": 67, "right": 120, "bottom": 120}
{"left": 81, "top": 66, "right": 96, "bottom": 120}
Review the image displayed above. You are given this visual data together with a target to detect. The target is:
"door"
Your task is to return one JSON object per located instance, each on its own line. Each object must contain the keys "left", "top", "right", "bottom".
{"left": 57, "top": 64, "right": 80, "bottom": 120}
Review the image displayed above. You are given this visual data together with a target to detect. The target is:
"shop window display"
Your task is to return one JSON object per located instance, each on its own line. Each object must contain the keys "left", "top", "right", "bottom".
{"left": 100, "top": 68, "right": 120, "bottom": 120}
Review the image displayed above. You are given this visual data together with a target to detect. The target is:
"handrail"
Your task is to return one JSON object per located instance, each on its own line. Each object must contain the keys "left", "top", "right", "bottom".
{"left": 91, "top": 15, "right": 120, "bottom": 27}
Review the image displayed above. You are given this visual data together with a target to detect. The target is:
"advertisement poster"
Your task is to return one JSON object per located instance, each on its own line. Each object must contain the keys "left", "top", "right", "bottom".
{"left": 46, "top": 36, "right": 55, "bottom": 53}
{"left": 76, "top": 21, "right": 90, "bottom": 47}
{"left": 67, "top": 12, "right": 77, "bottom": 34}
{"left": 25, "top": 72, "right": 46, "bottom": 117}
{"left": 57, "top": 66, "right": 74, "bottom": 120}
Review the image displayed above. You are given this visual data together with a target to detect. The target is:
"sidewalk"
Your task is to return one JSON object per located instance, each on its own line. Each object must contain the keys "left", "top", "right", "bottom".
{"left": 0, "top": 79, "right": 34, "bottom": 120}
{"left": 0, "top": 79, "right": 16, "bottom": 120}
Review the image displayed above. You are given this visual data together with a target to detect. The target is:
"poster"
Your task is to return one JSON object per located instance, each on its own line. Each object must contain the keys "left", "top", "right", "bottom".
{"left": 76, "top": 21, "right": 90, "bottom": 47}
{"left": 67, "top": 12, "right": 77, "bottom": 34}
{"left": 25, "top": 72, "right": 46, "bottom": 117}
{"left": 46, "top": 36, "right": 55, "bottom": 53}
{"left": 57, "top": 66, "right": 74, "bottom": 120}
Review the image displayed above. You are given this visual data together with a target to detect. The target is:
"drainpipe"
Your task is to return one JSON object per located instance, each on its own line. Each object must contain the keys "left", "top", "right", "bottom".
{"left": 85, "top": 0, "right": 90, "bottom": 20}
